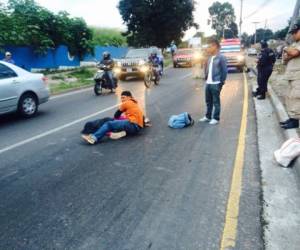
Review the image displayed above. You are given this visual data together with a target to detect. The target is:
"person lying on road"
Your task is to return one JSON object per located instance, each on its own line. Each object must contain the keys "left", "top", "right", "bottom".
{"left": 82, "top": 91, "right": 144, "bottom": 145}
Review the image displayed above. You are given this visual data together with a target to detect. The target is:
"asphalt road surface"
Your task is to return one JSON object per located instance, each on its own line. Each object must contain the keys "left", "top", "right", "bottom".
{"left": 0, "top": 67, "right": 263, "bottom": 250}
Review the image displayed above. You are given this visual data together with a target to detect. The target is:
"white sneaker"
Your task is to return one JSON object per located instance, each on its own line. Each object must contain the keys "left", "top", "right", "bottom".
{"left": 109, "top": 131, "right": 127, "bottom": 140}
{"left": 209, "top": 119, "right": 219, "bottom": 125}
{"left": 199, "top": 116, "right": 210, "bottom": 122}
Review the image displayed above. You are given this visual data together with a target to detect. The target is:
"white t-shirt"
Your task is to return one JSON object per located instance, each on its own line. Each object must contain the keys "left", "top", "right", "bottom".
{"left": 207, "top": 56, "right": 220, "bottom": 84}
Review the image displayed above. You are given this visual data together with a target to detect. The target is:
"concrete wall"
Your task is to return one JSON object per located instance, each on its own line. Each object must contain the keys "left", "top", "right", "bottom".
{"left": 0, "top": 45, "right": 128, "bottom": 71}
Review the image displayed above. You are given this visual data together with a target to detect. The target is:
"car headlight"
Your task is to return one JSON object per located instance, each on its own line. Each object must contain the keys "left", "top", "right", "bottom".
{"left": 113, "top": 67, "right": 121, "bottom": 74}
{"left": 140, "top": 65, "right": 149, "bottom": 73}
{"left": 194, "top": 53, "right": 202, "bottom": 60}
{"left": 237, "top": 55, "right": 245, "bottom": 61}
{"left": 139, "top": 60, "right": 146, "bottom": 66}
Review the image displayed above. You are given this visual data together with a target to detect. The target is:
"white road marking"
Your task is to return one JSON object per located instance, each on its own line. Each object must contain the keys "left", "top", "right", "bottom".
{"left": 179, "top": 72, "right": 193, "bottom": 80}
{"left": 50, "top": 87, "right": 93, "bottom": 100}
{"left": 0, "top": 104, "right": 118, "bottom": 155}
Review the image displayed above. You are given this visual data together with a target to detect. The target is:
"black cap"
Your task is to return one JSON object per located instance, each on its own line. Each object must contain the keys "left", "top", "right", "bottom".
{"left": 289, "top": 23, "right": 300, "bottom": 34}
{"left": 121, "top": 91, "right": 132, "bottom": 97}
{"left": 260, "top": 40, "right": 268, "bottom": 48}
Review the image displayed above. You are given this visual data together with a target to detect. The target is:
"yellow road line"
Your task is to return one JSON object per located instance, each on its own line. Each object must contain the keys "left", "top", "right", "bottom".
{"left": 220, "top": 72, "right": 249, "bottom": 249}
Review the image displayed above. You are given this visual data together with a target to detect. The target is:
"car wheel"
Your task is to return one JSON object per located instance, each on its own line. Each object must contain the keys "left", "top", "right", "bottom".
{"left": 18, "top": 93, "right": 38, "bottom": 118}
{"left": 173, "top": 63, "right": 177, "bottom": 68}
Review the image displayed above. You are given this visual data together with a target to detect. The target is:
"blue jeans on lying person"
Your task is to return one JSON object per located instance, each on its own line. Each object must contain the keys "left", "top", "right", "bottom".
{"left": 91, "top": 120, "right": 141, "bottom": 142}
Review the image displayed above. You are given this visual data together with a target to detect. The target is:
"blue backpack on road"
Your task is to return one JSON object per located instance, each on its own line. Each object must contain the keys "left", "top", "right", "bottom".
{"left": 168, "top": 112, "right": 194, "bottom": 129}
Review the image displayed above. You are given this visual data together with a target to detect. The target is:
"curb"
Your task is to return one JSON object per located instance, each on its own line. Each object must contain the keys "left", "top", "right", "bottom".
{"left": 249, "top": 68, "right": 300, "bottom": 179}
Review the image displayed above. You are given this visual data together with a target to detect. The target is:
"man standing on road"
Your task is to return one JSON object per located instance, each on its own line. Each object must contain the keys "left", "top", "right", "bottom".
{"left": 2, "top": 51, "right": 15, "bottom": 64}
{"left": 280, "top": 23, "right": 300, "bottom": 129}
{"left": 199, "top": 38, "right": 227, "bottom": 125}
{"left": 253, "top": 41, "right": 276, "bottom": 100}
{"left": 82, "top": 91, "right": 144, "bottom": 144}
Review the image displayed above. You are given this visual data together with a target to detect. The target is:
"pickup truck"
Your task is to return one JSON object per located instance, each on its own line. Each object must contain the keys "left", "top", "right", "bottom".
{"left": 221, "top": 39, "right": 246, "bottom": 72}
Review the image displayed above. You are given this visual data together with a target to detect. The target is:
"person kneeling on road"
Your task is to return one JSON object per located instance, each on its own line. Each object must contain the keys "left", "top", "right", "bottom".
{"left": 82, "top": 91, "right": 144, "bottom": 144}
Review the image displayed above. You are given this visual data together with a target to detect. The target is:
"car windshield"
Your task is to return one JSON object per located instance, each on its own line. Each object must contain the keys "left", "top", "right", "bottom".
{"left": 126, "top": 49, "right": 149, "bottom": 58}
{"left": 177, "top": 50, "right": 194, "bottom": 55}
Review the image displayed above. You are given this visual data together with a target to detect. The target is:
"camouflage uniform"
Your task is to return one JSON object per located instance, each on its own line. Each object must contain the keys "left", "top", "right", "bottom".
{"left": 284, "top": 41, "right": 300, "bottom": 119}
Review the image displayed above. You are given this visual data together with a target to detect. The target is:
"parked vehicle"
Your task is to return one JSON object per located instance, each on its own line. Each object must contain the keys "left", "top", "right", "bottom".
{"left": 221, "top": 39, "right": 246, "bottom": 72}
{"left": 173, "top": 48, "right": 203, "bottom": 68}
{"left": 94, "top": 63, "right": 118, "bottom": 95}
{"left": 114, "top": 47, "right": 164, "bottom": 80}
{"left": 0, "top": 61, "right": 50, "bottom": 118}
{"left": 142, "top": 63, "right": 160, "bottom": 88}
{"left": 247, "top": 48, "right": 258, "bottom": 56}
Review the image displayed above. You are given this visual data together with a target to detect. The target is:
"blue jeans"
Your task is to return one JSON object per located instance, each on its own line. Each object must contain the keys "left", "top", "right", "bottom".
{"left": 205, "top": 84, "right": 221, "bottom": 121}
{"left": 92, "top": 120, "right": 140, "bottom": 142}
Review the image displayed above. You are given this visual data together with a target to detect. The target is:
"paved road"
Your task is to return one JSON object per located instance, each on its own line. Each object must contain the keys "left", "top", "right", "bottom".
{"left": 0, "top": 67, "right": 263, "bottom": 249}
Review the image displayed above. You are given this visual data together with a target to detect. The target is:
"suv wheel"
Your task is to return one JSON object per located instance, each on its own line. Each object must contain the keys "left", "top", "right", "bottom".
{"left": 18, "top": 93, "right": 38, "bottom": 118}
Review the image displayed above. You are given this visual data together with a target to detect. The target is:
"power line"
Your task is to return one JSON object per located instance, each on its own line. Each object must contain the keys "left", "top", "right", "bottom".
{"left": 244, "top": 0, "right": 274, "bottom": 19}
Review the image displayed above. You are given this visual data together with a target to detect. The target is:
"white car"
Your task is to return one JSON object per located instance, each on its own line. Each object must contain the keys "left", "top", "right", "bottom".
{"left": 247, "top": 48, "right": 258, "bottom": 56}
{"left": 0, "top": 61, "right": 50, "bottom": 118}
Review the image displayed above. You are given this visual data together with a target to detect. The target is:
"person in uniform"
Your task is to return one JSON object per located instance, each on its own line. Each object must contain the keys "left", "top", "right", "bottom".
{"left": 280, "top": 23, "right": 300, "bottom": 129}
{"left": 253, "top": 40, "right": 276, "bottom": 100}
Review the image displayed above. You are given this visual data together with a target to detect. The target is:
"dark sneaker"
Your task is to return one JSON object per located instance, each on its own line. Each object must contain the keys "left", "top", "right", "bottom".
{"left": 280, "top": 119, "right": 292, "bottom": 126}
{"left": 257, "top": 95, "right": 266, "bottom": 100}
{"left": 281, "top": 119, "right": 299, "bottom": 130}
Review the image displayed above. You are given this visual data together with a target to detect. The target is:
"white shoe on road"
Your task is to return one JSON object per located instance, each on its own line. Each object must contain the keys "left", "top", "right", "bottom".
{"left": 109, "top": 131, "right": 127, "bottom": 140}
{"left": 209, "top": 119, "right": 219, "bottom": 125}
{"left": 199, "top": 116, "right": 210, "bottom": 122}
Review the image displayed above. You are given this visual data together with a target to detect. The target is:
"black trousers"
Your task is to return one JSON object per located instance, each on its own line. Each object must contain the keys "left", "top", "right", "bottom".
{"left": 257, "top": 67, "right": 273, "bottom": 96}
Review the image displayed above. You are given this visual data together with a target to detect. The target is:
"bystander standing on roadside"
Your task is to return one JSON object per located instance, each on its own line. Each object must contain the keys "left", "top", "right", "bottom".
{"left": 199, "top": 38, "right": 227, "bottom": 125}
{"left": 2, "top": 51, "right": 15, "bottom": 64}
{"left": 253, "top": 40, "right": 276, "bottom": 100}
{"left": 280, "top": 22, "right": 300, "bottom": 130}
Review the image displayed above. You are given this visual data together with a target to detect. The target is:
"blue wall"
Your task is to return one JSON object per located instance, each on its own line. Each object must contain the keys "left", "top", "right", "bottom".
{"left": 0, "top": 45, "right": 128, "bottom": 71}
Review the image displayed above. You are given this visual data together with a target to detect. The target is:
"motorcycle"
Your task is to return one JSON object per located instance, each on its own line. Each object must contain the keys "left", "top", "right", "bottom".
{"left": 94, "top": 64, "right": 118, "bottom": 96}
{"left": 142, "top": 63, "right": 161, "bottom": 88}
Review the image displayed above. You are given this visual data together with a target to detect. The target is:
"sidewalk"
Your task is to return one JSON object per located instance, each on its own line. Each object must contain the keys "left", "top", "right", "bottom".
{"left": 248, "top": 71, "right": 300, "bottom": 250}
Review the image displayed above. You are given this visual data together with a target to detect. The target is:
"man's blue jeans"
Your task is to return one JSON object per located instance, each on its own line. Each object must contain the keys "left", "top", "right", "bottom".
{"left": 205, "top": 84, "right": 221, "bottom": 121}
{"left": 92, "top": 120, "right": 140, "bottom": 142}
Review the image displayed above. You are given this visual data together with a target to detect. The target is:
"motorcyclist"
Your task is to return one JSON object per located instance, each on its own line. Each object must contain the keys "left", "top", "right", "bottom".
{"left": 99, "top": 51, "right": 116, "bottom": 89}
{"left": 148, "top": 51, "right": 162, "bottom": 76}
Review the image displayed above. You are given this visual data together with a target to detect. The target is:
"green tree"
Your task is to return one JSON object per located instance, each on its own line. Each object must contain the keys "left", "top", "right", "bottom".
{"left": 118, "top": 0, "right": 198, "bottom": 48}
{"left": 208, "top": 1, "right": 238, "bottom": 39}
{"left": 0, "top": 0, "right": 94, "bottom": 58}
{"left": 251, "top": 29, "right": 274, "bottom": 43}
{"left": 91, "top": 28, "right": 127, "bottom": 47}
{"left": 274, "top": 20, "right": 291, "bottom": 40}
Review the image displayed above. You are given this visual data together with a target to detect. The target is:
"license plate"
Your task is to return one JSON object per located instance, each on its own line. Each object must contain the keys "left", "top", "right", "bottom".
{"left": 127, "top": 68, "right": 132, "bottom": 73}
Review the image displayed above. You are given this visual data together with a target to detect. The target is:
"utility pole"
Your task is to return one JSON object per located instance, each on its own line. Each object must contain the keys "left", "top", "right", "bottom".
{"left": 252, "top": 21, "right": 260, "bottom": 44}
{"left": 239, "top": 0, "right": 244, "bottom": 39}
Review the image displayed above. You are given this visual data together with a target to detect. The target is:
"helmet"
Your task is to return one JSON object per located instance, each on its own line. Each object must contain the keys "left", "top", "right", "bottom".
{"left": 260, "top": 40, "right": 268, "bottom": 49}
{"left": 103, "top": 51, "right": 111, "bottom": 60}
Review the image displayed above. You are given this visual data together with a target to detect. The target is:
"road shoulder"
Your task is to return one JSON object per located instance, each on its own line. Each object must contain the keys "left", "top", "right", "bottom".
{"left": 250, "top": 76, "right": 300, "bottom": 250}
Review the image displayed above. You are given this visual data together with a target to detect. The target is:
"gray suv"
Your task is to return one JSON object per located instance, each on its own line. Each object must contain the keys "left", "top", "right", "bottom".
{"left": 114, "top": 47, "right": 164, "bottom": 80}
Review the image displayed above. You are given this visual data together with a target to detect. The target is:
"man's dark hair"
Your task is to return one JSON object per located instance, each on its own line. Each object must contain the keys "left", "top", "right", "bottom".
{"left": 208, "top": 37, "right": 221, "bottom": 49}
{"left": 121, "top": 91, "right": 133, "bottom": 97}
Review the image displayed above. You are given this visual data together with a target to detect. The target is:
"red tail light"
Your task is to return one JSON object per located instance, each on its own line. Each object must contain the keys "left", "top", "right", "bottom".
{"left": 42, "top": 76, "right": 48, "bottom": 86}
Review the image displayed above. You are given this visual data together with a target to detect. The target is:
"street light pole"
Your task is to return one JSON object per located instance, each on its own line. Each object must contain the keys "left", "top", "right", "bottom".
{"left": 239, "top": 0, "right": 244, "bottom": 39}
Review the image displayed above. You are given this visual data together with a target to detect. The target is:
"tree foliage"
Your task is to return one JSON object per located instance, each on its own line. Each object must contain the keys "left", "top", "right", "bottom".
{"left": 0, "top": 0, "right": 94, "bottom": 58}
{"left": 118, "top": 0, "right": 198, "bottom": 48}
{"left": 208, "top": 1, "right": 238, "bottom": 39}
{"left": 91, "top": 28, "right": 127, "bottom": 47}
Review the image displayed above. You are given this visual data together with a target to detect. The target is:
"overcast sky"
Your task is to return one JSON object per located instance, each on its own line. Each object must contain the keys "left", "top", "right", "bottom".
{"left": 5, "top": 0, "right": 297, "bottom": 38}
